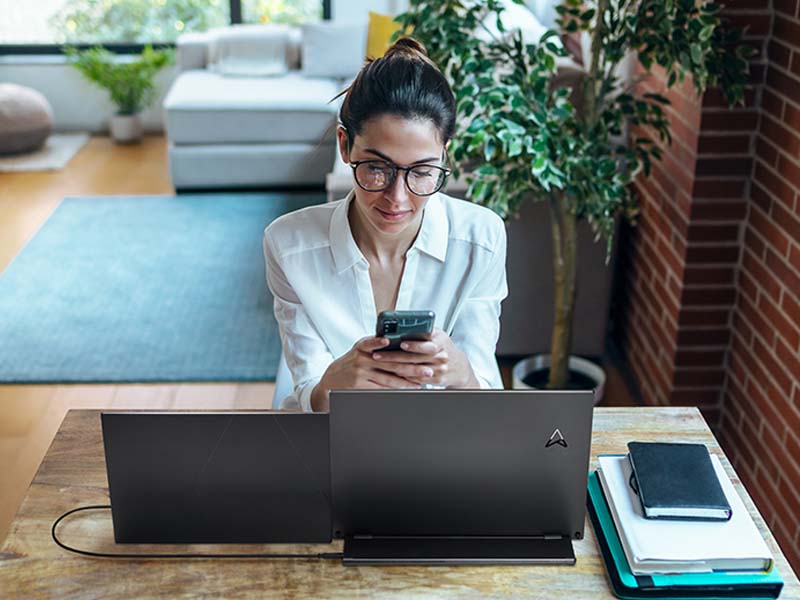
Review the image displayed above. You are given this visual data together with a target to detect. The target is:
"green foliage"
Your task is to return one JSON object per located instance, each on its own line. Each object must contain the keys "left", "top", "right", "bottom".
{"left": 245, "top": 0, "right": 323, "bottom": 25}
{"left": 395, "top": 0, "right": 752, "bottom": 253}
{"left": 66, "top": 45, "right": 174, "bottom": 115}
{"left": 50, "top": 0, "right": 227, "bottom": 44}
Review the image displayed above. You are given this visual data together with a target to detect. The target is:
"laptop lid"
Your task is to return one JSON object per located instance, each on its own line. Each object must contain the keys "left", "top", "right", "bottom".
{"left": 329, "top": 389, "right": 594, "bottom": 540}
{"left": 101, "top": 411, "right": 331, "bottom": 544}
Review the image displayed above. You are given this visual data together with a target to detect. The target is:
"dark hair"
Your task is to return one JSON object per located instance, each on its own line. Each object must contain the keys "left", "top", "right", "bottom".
{"left": 335, "top": 37, "right": 456, "bottom": 150}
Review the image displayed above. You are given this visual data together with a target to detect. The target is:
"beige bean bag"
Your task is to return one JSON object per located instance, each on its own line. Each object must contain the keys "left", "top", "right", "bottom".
{"left": 0, "top": 83, "right": 54, "bottom": 155}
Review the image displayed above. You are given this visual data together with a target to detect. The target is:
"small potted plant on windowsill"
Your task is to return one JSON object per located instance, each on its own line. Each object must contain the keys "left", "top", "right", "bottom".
{"left": 66, "top": 45, "right": 174, "bottom": 143}
{"left": 397, "top": 0, "right": 751, "bottom": 398}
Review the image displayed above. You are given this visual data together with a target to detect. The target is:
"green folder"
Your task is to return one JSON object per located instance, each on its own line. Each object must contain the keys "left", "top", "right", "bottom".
{"left": 587, "top": 470, "right": 784, "bottom": 600}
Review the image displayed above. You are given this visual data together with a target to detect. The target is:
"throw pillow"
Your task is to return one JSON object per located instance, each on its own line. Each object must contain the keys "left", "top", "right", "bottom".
{"left": 302, "top": 21, "right": 367, "bottom": 79}
{"left": 366, "top": 12, "right": 408, "bottom": 59}
{"left": 210, "top": 24, "right": 289, "bottom": 77}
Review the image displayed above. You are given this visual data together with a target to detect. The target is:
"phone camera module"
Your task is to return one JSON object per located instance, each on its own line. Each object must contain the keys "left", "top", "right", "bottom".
{"left": 384, "top": 321, "right": 398, "bottom": 334}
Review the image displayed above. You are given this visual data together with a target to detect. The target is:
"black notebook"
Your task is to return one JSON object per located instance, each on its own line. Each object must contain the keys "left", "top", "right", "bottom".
{"left": 627, "top": 442, "right": 732, "bottom": 521}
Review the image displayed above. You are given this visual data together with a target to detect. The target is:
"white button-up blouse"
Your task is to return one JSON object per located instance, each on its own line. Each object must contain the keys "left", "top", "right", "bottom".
{"left": 262, "top": 190, "right": 508, "bottom": 412}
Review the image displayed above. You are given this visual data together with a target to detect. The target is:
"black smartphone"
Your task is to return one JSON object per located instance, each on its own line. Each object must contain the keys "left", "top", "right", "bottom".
{"left": 376, "top": 310, "right": 435, "bottom": 351}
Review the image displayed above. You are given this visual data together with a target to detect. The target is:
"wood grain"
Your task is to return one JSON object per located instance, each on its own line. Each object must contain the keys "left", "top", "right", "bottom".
{"left": 0, "top": 407, "right": 797, "bottom": 599}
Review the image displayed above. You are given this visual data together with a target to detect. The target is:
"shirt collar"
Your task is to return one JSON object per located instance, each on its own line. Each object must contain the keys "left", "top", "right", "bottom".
{"left": 329, "top": 191, "right": 449, "bottom": 274}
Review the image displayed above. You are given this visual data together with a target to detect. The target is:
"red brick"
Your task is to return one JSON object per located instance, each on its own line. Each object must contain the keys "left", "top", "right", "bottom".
{"left": 674, "top": 367, "right": 726, "bottom": 387}
{"left": 740, "top": 292, "right": 775, "bottom": 345}
{"left": 778, "top": 155, "right": 800, "bottom": 193}
{"left": 767, "top": 66, "right": 800, "bottom": 106}
{"left": 775, "top": 337, "right": 800, "bottom": 381}
{"left": 759, "top": 294, "right": 800, "bottom": 348}
{"left": 760, "top": 113, "right": 800, "bottom": 161}
{"left": 725, "top": 13, "right": 772, "bottom": 38}
{"left": 681, "top": 287, "right": 737, "bottom": 306}
{"left": 674, "top": 349, "right": 726, "bottom": 367}
{"left": 771, "top": 202, "right": 800, "bottom": 242}
{"left": 774, "top": 15, "right": 800, "bottom": 50}
{"left": 676, "top": 328, "right": 731, "bottom": 346}
{"left": 751, "top": 180, "right": 773, "bottom": 214}
{"left": 701, "top": 111, "right": 759, "bottom": 131}
{"left": 774, "top": 0, "right": 799, "bottom": 18}
{"left": 702, "top": 87, "right": 757, "bottom": 109}
{"left": 684, "top": 245, "right": 740, "bottom": 264}
{"left": 759, "top": 425, "right": 786, "bottom": 482}
{"left": 745, "top": 225, "right": 767, "bottom": 259}
{"left": 697, "top": 134, "right": 752, "bottom": 154}
{"left": 782, "top": 290, "right": 800, "bottom": 324}
{"left": 791, "top": 244, "right": 800, "bottom": 274}
{"left": 678, "top": 308, "right": 731, "bottom": 326}
{"left": 687, "top": 224, "right": 741, "bottom": 244}
{"left": 785, "top": 100, "right": 800, "bottom": 135}
{"left": 768, "top": 39, "right": 793, "bottom": 70}
{"left": 792, "top": 52, "right": 800, "bottom": 78}
{"left": 754, "top": 159, "right": 796, "bottom": 208}
{"left": 738, "top": 269, "right": 759, "bottom": 303}
{"left": 684, "top": 266, "right": 735, "bottom": 285}
{"left": 746, "top": 379, "right": 784, "bottom": 440}
{"left": 750, "top": 205, "right": 791, "bottom": 255}
{"left": 689, "top": 200, "right": 747, "bottom": 221}
{"left": 742, "top": 247, "right": 783, "bottom": 301}
{"left": 762, "top": 88, "right": 785, "bottom": 121}
{"left": 695, "top": 157, "right": 752, "bottom": 177}
{"left": 766, "top": 248, "right": 800, "bottom": 305}
{"left": 671, "top": 389, "right": 722, "bottom": 406}
{"left": 692, "top": 179, "right": 746, "bottom": 198}
{"left": 753, "top": 333, "right": 794, "bottom": 394}
{"left": 755, "top": 137, "right": 779, "bottom": 167}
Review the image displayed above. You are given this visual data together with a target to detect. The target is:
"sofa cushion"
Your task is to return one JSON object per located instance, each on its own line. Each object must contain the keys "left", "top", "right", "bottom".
{"left": 209, "top": 24, "right": 289, "bottom": 77}
{"left": 301, "top": 21, "right": 366, "bottom": 79}
{"left": 164, "top": 70, "right": 343, "bottom": 145}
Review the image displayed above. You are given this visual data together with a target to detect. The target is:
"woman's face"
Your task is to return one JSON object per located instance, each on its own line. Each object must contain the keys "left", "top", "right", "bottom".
{"left": 338, "top": 114, "right": 447, "bottom": 238}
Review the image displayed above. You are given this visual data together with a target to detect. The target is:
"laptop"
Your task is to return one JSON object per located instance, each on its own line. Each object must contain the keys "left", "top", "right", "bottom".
{"left": 329, "top": 389, "right": 594, "bottom": 565}
{"left": 101, "top": 411, "right": 331, "bottom": 544}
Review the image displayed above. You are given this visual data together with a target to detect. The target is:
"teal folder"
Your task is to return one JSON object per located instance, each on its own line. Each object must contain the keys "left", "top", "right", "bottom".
{"left": 587, "top": 470, "right": 784, "bottom": 600}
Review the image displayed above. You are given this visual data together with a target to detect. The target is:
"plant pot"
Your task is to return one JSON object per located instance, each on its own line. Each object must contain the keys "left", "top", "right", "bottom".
{"left": 512, "top": 354, "right": 606, "bottom": 405}
{"left": 109, "top": 113, "right": 143, "bottom": 144}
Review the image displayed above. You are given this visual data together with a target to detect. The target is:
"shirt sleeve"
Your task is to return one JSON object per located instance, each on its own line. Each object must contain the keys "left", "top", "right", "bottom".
{"left": 448, "top": 221, "right": 508, "bottom": 389}
{"left": 263, "top": 229, "right": 335, "bottom": 412}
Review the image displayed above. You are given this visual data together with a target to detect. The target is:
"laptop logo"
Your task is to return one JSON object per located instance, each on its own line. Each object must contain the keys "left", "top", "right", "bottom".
{"left": 545, "top": 428, "right": 568, "bottom": 448}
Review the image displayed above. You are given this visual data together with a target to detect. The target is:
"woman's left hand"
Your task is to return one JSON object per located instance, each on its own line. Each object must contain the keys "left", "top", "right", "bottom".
{"left": 371, "top": 328, "right": 480, "bottom": 388}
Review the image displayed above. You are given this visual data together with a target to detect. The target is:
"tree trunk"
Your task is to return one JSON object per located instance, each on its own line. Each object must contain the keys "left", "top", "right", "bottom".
{"left": 548, "top": 190, "right": 578, "bottom": 389}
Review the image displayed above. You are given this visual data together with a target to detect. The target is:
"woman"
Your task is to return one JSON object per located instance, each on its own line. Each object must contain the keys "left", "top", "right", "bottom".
{"left": 263, "top": 37, "right": 507, "bottom": 412}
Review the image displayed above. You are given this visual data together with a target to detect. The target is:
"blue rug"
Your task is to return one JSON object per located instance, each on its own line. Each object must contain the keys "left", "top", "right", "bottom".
{"left": 0, "top": 193, "right": 324, "bottom": 383}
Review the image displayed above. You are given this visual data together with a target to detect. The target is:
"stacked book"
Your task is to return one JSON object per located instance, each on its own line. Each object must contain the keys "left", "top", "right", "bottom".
{"left": 588, "top": 442, "right": 784, "bottom": 599}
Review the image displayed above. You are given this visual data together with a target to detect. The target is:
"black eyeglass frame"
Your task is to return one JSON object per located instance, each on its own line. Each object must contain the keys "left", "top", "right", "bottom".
{"left": 348, "top": 159, "right": 452, "bottom": 197}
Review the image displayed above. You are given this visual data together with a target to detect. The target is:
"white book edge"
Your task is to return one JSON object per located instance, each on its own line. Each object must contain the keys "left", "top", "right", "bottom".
{"left": 597, "top": 454, "right": 773, "bottom": 575}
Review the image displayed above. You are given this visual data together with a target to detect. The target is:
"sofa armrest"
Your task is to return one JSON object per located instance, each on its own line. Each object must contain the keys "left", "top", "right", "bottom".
{"left": 176, "top": 31, "right": 212, "bottom": 71}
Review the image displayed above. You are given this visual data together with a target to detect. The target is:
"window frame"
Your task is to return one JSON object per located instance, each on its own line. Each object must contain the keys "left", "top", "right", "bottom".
{"left": 0, "top": 0, "right": 332, "bottom": 55}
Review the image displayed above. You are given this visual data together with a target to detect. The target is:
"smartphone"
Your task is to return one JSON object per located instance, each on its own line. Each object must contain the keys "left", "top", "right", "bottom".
{"left": 376, "top": 310, "right": 435, "bottom": 351}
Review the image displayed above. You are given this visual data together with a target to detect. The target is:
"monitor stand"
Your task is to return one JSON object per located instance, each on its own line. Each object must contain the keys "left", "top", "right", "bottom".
{"left": 342, "top": 535, "right": 575, "bottom": 566}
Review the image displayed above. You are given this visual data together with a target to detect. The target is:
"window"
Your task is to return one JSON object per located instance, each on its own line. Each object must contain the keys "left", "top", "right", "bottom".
{"left": 0, "top": 0, "right": 330, "bottom": 50}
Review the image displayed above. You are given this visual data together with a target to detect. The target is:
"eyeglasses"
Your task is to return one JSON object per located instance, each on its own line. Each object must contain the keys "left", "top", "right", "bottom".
{"left": 349, "top": 159, "right": 451, "bottom": 197}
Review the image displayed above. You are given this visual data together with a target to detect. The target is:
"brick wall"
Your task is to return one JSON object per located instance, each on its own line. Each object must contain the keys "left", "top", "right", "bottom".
{"left": 717, "top": 0, "right": 800, "bottom": 573}
{"left": 613, "top": 0, "right": 800, "bottom": 572}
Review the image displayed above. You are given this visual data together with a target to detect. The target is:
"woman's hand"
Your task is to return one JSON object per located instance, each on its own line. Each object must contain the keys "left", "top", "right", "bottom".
{"left": 310, "top": 336, "right": 426, "bottom": 411}
{"left": 370, "top": 328, "right": 480, "bottom": 389}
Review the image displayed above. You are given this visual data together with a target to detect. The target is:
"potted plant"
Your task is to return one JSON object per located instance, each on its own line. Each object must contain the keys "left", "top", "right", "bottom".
{"left": 396, "top": 0, "right": 751, "bottom": 396}
{"left": 66, "top": 45, "right": 174, "bottom": 143}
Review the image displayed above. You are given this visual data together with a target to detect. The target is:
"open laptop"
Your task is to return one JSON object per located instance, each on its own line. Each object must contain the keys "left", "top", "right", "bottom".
{"left": 329, "top": 389, "right": 594, "bottom": 565}
{"left": 101, "top": 411, "right": 331, "bottom": 544}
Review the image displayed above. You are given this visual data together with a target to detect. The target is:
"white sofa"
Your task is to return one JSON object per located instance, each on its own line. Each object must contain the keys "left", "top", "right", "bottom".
{"left": 164, "top": 22, "right": 366, "bottom": 189}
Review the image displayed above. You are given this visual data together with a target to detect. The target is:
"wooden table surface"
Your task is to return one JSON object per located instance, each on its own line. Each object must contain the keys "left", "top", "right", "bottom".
{"left": 1, "top": 407, "right": 798, "bottom": 599}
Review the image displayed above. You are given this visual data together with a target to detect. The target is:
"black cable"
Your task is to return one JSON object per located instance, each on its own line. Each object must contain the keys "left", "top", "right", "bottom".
{"left": 52, "top": 505, "right": 343, "bottom": 560}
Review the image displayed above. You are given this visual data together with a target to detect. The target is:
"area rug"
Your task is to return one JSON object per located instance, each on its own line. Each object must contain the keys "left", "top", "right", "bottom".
{"left": 0, "top": 133, "right": 89, "bottom": 172}
{"left": 0, "top": 192, "right": 323, "bottom": 382}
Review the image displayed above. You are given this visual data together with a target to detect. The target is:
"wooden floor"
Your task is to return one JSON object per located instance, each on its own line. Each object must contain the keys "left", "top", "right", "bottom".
{"left": 0, "top": 135, "right": 636, "bottom": 545}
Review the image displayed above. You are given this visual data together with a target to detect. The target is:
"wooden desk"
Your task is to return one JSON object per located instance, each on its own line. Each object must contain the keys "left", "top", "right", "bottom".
{"left": 1, "top": 408, "right": 798, "bottom": 599}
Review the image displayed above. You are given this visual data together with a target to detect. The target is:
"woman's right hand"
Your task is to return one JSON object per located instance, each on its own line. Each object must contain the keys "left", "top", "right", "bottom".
{"left": 310, "top": 336, "right": 424, "bottom": 411}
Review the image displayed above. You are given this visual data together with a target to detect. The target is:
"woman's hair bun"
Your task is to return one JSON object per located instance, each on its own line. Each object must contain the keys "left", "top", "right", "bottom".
{"left": 383, "top": 36, "right": 429, "bottom": 61}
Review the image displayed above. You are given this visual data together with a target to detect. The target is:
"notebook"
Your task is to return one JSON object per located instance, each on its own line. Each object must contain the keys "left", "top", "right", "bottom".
{"left": 587, "top": 471, "right": 784, "bottom": 599}
{"left": 627, "top": 442, "right": 731, "bottom": 520}
{"left": 597, "top": 454, "right": 773, "bottom": 575}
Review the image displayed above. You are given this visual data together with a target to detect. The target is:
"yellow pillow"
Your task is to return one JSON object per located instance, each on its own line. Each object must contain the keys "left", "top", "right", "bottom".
{"left": 366, "top": 11, "right": 411, "bottom": 59}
